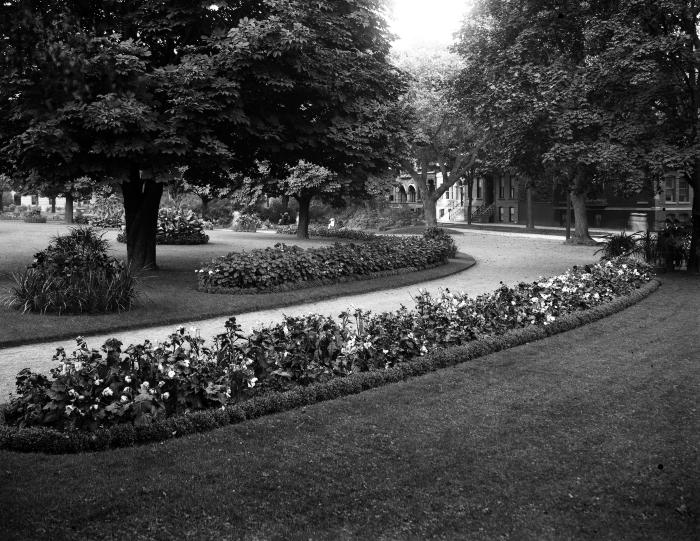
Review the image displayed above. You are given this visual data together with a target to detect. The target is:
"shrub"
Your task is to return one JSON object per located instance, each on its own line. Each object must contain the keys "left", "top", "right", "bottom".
{"left": 22, "top": 208, "right": 46, "bottom": 223}
{"left": 87, "top": 192, "right": 124, "bottom": 228}
{"left": 4, "top": 227, "right": 138, "bottom": 314}
{"left": 423, "top": 227, "right": 457, "bottom": 257}
{"left": 196, "top": 235, "right": 454, "bottom": 292}
{"left": 2, "top": 257, "right": 654, "bottom": 439}
{"left": 595, "top": 231, "right": 639, "bottom": 259}
{"left": 231, "top": 213, "right": 260, "bottom": 232}
{"left": 116, "top": 208, "right": 209, "bottom": 245}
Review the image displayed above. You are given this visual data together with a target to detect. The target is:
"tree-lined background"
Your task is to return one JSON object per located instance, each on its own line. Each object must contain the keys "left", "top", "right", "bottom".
{"left": 1, "top": 0, "right": 698, "bottom": 271}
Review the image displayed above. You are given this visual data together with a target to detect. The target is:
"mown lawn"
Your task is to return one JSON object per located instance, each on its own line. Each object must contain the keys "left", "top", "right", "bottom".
{"left": 0, "top": 223, "right": 472, "bottom": 347}
{"left": 1, "top": 274, "right": 697, "bottom": 540}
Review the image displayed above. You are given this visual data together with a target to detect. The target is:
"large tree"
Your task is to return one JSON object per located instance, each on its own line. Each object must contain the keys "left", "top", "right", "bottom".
{"left": 454, "top": 0, "right": 646, "bottom": 244}
{"left": 393, "top": 47, "right": 483, "bottom": 226}
{"left": 581, "top": 0, "right": 700, "bottom": 271}
{"left": 1, "top": 0, "right": 404, "bottom": 268}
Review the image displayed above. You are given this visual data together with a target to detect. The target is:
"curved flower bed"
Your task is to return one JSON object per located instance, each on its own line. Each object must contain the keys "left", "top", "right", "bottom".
{"left": 0, "top": 257, "right": 655, "bottom": 453}
{"left": 276, "top": 225, "right": 378, "bottom": 241}
{"left": 196, "top": 231, "right": 457, "bottom": 293}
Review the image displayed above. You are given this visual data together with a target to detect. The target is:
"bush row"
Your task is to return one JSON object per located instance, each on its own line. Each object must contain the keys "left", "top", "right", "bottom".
{"left": 0, "top": 275, "right": 660, "bottom": 453}
{"left": 275, "top": 225, "right": 378, "bottom": 241}
{"left": 196, "top": 230, "right": 457, "bottom": 292}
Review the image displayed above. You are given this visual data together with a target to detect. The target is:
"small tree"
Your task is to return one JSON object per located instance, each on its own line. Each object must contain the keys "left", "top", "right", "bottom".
{"left": 276, "top": 161, "right": 339, "bottom": 239}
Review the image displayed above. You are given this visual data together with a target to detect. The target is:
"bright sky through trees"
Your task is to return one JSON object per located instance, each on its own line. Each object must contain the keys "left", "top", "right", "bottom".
{"left": 388, "top": 0, "right": 473, "bottom": 50}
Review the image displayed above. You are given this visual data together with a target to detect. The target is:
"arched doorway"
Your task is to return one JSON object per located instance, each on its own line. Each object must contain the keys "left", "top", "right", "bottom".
{"left": 408, "top": 185, "right": 416, "bottom": 203}
{"left": 398, "top": 186, "right": 407, "bottom": 203}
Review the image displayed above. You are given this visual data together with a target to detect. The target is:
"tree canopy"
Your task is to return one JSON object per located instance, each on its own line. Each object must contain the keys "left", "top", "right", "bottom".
{"left": 1, "top": 0, "right": 404, "bottom": 267}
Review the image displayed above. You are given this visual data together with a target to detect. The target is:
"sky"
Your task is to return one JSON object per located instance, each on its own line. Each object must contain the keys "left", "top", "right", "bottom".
{"left": 387, "top": 0, "right": 474, "bottom": 50}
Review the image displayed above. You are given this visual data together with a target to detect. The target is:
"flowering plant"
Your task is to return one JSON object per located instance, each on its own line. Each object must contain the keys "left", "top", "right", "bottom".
{"left": 5, "top": 256, "right": 653, "bottom": 432}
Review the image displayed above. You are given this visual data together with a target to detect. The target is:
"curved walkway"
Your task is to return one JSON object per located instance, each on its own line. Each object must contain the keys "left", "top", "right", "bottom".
{"left": 0, "top": 230, "right": 599, "bottom": 400}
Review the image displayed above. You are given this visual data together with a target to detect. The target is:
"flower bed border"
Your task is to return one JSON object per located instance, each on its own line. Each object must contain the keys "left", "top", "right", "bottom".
{"left": 0, "top": 278, "right": 660, "bottom": 454}
{"left": 200, "top": 259, "right": 452, "bottom": 295}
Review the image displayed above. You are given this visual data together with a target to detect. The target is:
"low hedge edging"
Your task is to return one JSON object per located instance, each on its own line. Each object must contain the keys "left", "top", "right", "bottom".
{"left": 0, "top": 278, "right": 660, "bottom": 454}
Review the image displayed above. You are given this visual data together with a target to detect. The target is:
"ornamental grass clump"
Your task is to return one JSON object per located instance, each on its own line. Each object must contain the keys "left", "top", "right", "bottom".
{"left": 2, "top": 257, "right": 653, "bottom": 438}
{"left": 5, "top": 227, "right": 138, "bottom": 314}
{"left": 197, "top": 233, "right": 455, "bottom": 292}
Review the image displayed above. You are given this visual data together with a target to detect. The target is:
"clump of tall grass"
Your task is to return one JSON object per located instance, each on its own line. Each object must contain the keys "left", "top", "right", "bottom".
{"left": 5, "top": 227, "right": 138, "bottom": 314}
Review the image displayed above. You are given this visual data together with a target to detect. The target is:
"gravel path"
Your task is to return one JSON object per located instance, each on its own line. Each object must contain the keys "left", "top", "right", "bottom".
{"left": 0, "top": 229, "right": 599, "bottom": 401}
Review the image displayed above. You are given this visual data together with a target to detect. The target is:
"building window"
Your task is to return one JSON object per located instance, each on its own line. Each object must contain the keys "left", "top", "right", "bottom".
{"left": 476, "top": 179, "right": 483, "bottom": 199}
{"left": 31, "top": 194, "right": 38, "bottom": 205}
{"left": 498, "top": 177, "right": 505, "bottom": 199}
{"left": 509, "top": 207, "right": 515, "bottom": 222}
{"left": 439, "top": 208, "right": 445, "bottom": 218}
{"left": 498, "top": 206, "right": 504, "bottom": 222}
{"left": 665, "top": 178, "right": 675, "bottom": 202}
{"left": 509, "top": 179, "right": 516, "bottom": 199}
{"left": 679, "top": 178, "right": 690, "bottom": 202}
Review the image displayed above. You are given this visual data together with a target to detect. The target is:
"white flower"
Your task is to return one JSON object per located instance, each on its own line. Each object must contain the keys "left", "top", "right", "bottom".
{"left": 120, "top": 395, "right": 128, "bottom": 403}
{"left": 162, "top": 392, "right": 170, "bottom": 400}
{"left": 141, "top": 381, "right": 150, "bottom": 389}
{"left": 102, "top": 387, "right": 113, "bottom": 397}
{"left": 78, "top": 395, "right": 84, "bottom": 400}
{"left": 68, "top": 389, "right": 78, "bottom": 398}
{"left": 168, "top": 370, "right": 176, "bottom": 378}
{"left": 94, "top": 378, "right": 103, "bottom": 385}
{"left": 65, "top": 405, "right": 75, "bottom": 415}
{"left": 124, "top": 376, "right": 132, "bottom": 383}
{"left": 158, "top": 363, "right": 164, "bottom": 372}
{"left": 248, "top": 377, "right": 258, "bottom": 388}
{"left": 382, "top": 349, "right": 389, "bottom": 354}
{"left": 158, "top": 380, "right": 165, "bottom": 387}
{"left": 92, "top": 404, "right": 99, "bottom": 411}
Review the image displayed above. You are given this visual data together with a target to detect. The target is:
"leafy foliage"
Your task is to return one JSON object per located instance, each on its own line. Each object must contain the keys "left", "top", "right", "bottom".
{"left": 275, "top": 225, "right": 377, "bottom": 242}
{"left": 4, "top": 257, "right": 653, "bottom": 433}
{"left": 231, "top": 213, "right": 261, "bottom": 232}
{"left": 197, "top": 233, "right": 456, "bottom": 292}
{"left": 88, "top": 192, "right": 124, "bottom": 228}
{"left": 117, "top": 208, "right": 209, "bottom": 245}
{"left": 5, "top": 227, "right": 137, "bottom": 314}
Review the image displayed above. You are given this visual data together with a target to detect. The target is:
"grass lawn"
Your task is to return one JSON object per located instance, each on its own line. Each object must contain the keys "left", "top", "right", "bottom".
{"left": 0, "top": 222, "right": 473, "bottom": 347}
{"left": 0, "top": 274, "right": 697, "bottom": 540}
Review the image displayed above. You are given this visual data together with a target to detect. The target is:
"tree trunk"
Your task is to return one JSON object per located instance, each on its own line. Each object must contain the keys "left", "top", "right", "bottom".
{"left": 295, "top": 192, "right": 312, "bottom": 239}
{"left": 122, "top": 170, "right": 163, "bottom": 270}
{"left": 200, "top": 197, "right": 210, "bottom": 220}
{"left": 64, "top": 193, "right": 74, "bottom": 224}
{"left": 466, "top": 179, "right": 474, "bottom": 224}
{"left": 281, "top": 195, "right": 289, "bottom": 212}
{"left": 424, "top": 196, "right": 438, "bottom": 227}
{"left": 688, "top": 165, "right": 700, "bottom": 273}
{"left": 50, "top": 197, "right": 56, "bottom": 213}
{"left": 568, "top": 170, "right": 593, "bottom": 244}
{"left": 0, "top": 191, "right": 4, "bottom": 213}
{"left": 526, "top": 186, "right": 535, "bottom": 230}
